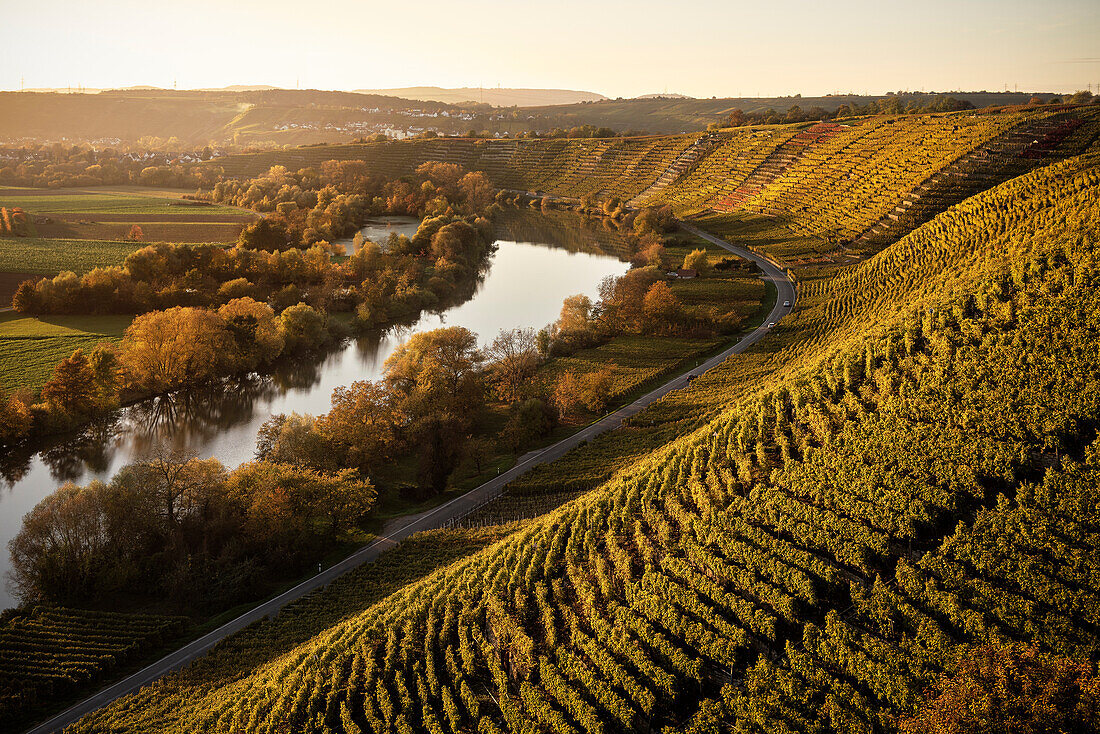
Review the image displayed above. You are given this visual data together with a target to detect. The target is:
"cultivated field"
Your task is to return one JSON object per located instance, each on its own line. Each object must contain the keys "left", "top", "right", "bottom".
{"left": 0, "top": 312, "right": 130, "bottom": 391}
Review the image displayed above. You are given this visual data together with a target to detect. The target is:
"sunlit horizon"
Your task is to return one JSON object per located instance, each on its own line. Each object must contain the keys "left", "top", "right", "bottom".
{"left": 3, "top": 0, "right": 1098, "bottom": 98}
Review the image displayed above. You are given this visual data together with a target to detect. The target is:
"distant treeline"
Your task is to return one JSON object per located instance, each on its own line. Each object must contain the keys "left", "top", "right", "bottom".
{"left": 723, "top": 90, "right": 1097, "bottom": 127}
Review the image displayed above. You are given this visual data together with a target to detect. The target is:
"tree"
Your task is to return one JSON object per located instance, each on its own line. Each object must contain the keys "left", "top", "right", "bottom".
{"left": 12, "top": 279, "right": 36, "bottom": 312}
{"left": 230, "top": 462, "right": 375, "bottom": 541}
{"left": 123, "top": 450, "right": 227, "bottom": 529}
{"left": 218, "top": 297, "right": 284, "bottom": 370}
{"left": 581, "top": 367, "right": 615, "bottom": 413}
{"left": 459, "top": 436, "right": 494, "bottom": 476}
{"left": 120, "top": 307, "right": 234, "bottom": 391}
{"left": 642, "top": 281, "right": 684, "bottom": 333}
{"left": 502, "top": 398, "right": 555, "bottom": 453}
{"left": 384, "top": 327, "right": 485, "bottom": 493}
{"left": 40, "top": 348, "right": 98, "bottom": 416}
{"left": 384, "top": 326, "right": 484, "bottom": 418}
{"left": 683, "top": 248, "right": 711, "bottom": 276}
{"left": 254, "top": 412, "right": 332, "bottom": 470}
{"left": 126, "top": 224, "right": 145, "bottom": 242}
{"left": 316, "top": 381, "right": 400, "bottom": 470}
{"left": 237, "top": 217, "right": 291, "bottom": 251}
{"left": 0, "top": 391, "right": 32, "bottom": 444}
{"left": 8, "top": 481, "right": 132, "bottom": 604}
{"left": 898, "top": 643, "right": 1100, "bottom": 734}
{"left": 278, "top": 302, "right": 328, "bottom": 352}
{"left": 598, "top": 268, "right": 663, "bottom": 333}
{"left": 634, "top": 238, "right": 668, "bottom": 269}
{"left": 551, "top": 371, "right": 586, "bottom": 420}
{"left": 558, "top": 294, "right": 594, "bottom": 333}
{"left": 485, "top": 327, "right": 541, "bottom": 403}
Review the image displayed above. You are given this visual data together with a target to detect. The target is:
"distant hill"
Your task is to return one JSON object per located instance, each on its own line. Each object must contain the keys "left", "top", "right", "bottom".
{"left": 0, "top": 88, "right": 1069, "bottom": 147}
{"left": 355, "top": 86, "right": 608, "bottom": 107}
{"left": 635, "top": 93, "right": 693, "bottom": 100}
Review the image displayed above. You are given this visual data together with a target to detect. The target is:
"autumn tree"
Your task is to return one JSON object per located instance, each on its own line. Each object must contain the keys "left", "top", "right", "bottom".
{"left": 555, "top": 294, "right": 589, "bottom": 332}
{"left": 502, "top": 398, "right": 555, "bottom": 453}
{"left": 125, "top": 224, "right": 145, "bottom": 242}
{"left": 581, "top": 366, "right": 615, "bottom": 413}
{"left": 899, "top": 643, "right": 1100, "bottom": 734}
{"left": 255, "top": 412, "right": 332, "bottom": 470}
{"left": 316, "top": 380, "right": 401, "bottom": 470}
{"left": 598, "top": 267, "right": 663, "bottom": 333}
{"left": 551, "top": 367, "right": 615, "bottom": 418}
{"left": 120, "top": 307, "right": 234, "bottom": 391}
{"left": 278, "top": 302, "right": 328, "bottom": 352}
{"left": 7, "top": 480, "right": 153, "bottom": 604}
{"left": 124, "top": 450, "right": 228, "bottom": 529}
{"left": 218, "top": 297, "right": 285, "bottom": 370}
{"left": 642, "top": 281, "right": 685, "bottom": 334}
{"left": 551, "top": 371, "right": 585, "bottom": 420}
{"left": 458, "top": 436, "right": 494, "bottom": 476}
{"left": 238, "top": 216, "right": 292, "bottom": 251}
{"left": 0, "top": 391, "right": 32, "bottom": 444}
{"left": 384, "top": 327, "right": 485, "bottom": 493}
{"left": 40, "top": 348, "right": 99, "bottom": 417}
{"left": 485, "top": 327, "right": 541, "bottom": 403}
{"left": 683, "top": 248, "right": 711, "bottom": 276}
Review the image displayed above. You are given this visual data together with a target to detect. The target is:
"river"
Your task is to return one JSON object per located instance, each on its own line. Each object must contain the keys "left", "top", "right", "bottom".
{"left": 0, "top": 211, "right": 632, "bottom": 609}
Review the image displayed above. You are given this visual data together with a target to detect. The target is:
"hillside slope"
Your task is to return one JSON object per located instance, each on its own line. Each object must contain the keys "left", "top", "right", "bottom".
{"left": 212, "top": 106, "right": 1100, "bottom": 250}
{"left": 70, "top": 145, "right": 1100, "bottom": 732}
{"left": 355, "top": 88, "right": 608, "bottom": 107}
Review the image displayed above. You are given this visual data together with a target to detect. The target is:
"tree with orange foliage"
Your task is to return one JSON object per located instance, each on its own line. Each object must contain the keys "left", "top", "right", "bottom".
{"left": 898, "top": 643, "right": 1100, "bottom": 734}
{"left": 642, "top": 280, "right": 684, "bottom": 334}
{"left": 126, "top": 224, "right": 145, "bottom": 242}
{"left": 40, "top": 348, "right": 99, "bottom": 417}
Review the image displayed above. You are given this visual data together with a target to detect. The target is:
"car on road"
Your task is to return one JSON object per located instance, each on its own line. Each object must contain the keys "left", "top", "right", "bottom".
{"left": 783, "top": 300, "right": 791, "bottom": 307}
{"left": 767, "top": 322, "right": 776, "bottom": 329}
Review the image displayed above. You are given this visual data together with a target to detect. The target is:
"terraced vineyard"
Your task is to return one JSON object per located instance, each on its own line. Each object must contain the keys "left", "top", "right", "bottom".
{"left": 66, "top": 115, "right": 1100, "bottom": 734}
{"left": 212, "top": 106, "right": 1100, "bottom": 246}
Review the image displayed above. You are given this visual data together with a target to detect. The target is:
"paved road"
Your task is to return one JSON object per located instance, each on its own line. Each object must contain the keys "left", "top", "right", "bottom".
{"left": 26, "top": 223, "right": 795, "bottom": 734}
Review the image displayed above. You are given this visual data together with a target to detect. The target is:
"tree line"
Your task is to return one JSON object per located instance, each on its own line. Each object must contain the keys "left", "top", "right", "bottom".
{"left": 8, "top": 450, "right": 374, "bottom": 612}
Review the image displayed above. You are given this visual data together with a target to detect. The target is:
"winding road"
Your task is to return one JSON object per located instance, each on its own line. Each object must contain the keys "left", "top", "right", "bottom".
{"left": 25, "top": 222, "right": 795, "bottom": 734}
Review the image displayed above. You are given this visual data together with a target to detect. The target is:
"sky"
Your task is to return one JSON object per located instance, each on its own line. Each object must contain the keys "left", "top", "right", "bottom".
{"left": 2, "top": 0, "right": 1098, "bottom": 98}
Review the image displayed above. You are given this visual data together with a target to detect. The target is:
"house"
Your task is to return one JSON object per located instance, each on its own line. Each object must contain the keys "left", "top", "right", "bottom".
{"left": 675, "top": 268, "right": 698, "bottom": 279}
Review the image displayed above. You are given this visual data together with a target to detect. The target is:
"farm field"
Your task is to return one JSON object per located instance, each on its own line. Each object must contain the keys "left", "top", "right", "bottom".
{"left": 0, "top": 237, "right": 148, "bottom": 276}
{"left": 0, "top": 187, "right": 246, "bottom": 215}
{"left": 0, "top": 187, "right": 254, "bottom": 251}
{"left": 0, "top": 312, "right": 131, "bottom": 391}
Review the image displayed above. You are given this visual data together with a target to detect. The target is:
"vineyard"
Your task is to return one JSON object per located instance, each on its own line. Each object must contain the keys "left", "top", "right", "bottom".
{"left": 0, "top": 606, "right": 187, "bottom": 729}
{"left": 210, "top": 106, "right": 1100, "bottom": 246}
{"left": 63, "top": 116, "right": 1100, "bottom": 733}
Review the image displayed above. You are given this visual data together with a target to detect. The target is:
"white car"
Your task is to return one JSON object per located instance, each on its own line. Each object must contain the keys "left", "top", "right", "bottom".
{"left": 783, "top": 300, "right": 791, "bottom": 307}
{"left": 767, "top": 322, "right": 776, "bottom": 329}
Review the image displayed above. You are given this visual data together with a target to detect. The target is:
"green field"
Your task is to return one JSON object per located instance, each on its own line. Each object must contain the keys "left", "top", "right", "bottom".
{"left": 0, "top": 189, "right": 244, "bottom": 215}
{"left": 0, "top": 312, "right": 131, "bottom": 392}
{"left": 0, "top": 237, "right": 147, "bottom": 275}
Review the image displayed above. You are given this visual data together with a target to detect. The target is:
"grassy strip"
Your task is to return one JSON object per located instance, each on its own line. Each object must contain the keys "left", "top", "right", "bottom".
{"left": 0, "top": 313, "right": 131, "bottom": 391}
{"left": 0, "top": 191, "right": 242, "bottom": 215}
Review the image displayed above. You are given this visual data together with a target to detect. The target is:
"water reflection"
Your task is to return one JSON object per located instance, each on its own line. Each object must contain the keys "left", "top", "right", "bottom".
{"left": 0, "top": 210, "right": 634, "bottom": 609}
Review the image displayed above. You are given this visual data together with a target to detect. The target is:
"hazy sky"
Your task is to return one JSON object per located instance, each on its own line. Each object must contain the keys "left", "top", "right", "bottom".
{"left": 3, "top": 0, "right": 1098, "bottom": 97}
